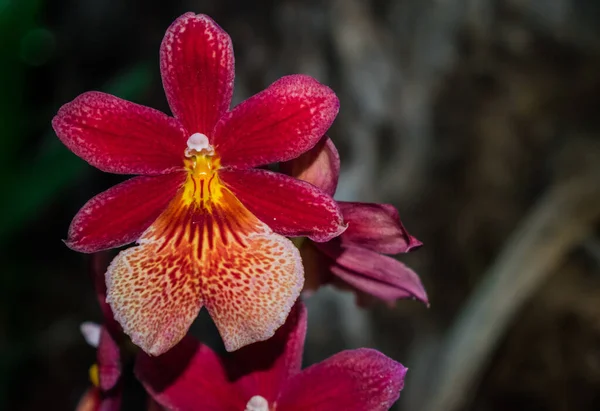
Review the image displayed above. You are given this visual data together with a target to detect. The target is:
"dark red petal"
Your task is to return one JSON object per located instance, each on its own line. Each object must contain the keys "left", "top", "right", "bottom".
{"left": 277, "top": 348, "right": 407, "bottom": 411}
{"left": 213, "top": 75, "right": 339, "bottom": 169}
{"left": 97, "top": 327, "right": 121, "bottom": 392}
{"left": 136, "top": 337, "right": 244, "bottom": 410}
{"left": 90, "top": 253, "right": 123, "bottom": 339}
{"left": 219, "top": 168, "right": 346, "bottom": 242}
{"left": 67, "top": 173, "right": 186, "bottom": 253}
{"left": 161, "top": 13, "right": 234, "bottom": 135}
{"left": 228, "top": 302, "right": 307, "bottom": 404}
{"left": 318, "top": 243, "right": 428, "bottom": 305}
{"left": 280, "top": 136, "right": 340, "bottom": 197}
{"left": 339, "top": 202, "right": 422, "bottom": 254}
{"left": 52, "top": 92, "right": 187, "bottom": 175}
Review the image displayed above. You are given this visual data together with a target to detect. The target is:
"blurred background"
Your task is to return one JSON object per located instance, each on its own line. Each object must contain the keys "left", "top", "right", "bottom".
{"left": 2, "top": 0, "right": 600, "bottom": 409}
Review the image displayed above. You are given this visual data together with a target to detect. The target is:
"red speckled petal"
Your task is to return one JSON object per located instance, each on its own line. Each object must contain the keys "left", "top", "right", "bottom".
{"left": 280, "top": 135, "right": 340, "bottom": 197}
{"left": 339, "top": 202, "right": 422, "bottom": 254}
{"left": 277, "top": 349, "right": 407, "bottom": 411}
{"left": 219, "top": 168, "right": 346, "bottom": 242}
{"left": 67, "top": 173, "right": 186, "bottom": 253}
{"left": 52, "top": 92, "right": 187, "bottom": 175}
{"left": 161, "top": 13, "right": 234, "bottom": 135}
{"left": 106, "top": 179, "right": 303, "bottom": 355}
{"left": 213, "top": 75, "right": 339, "bottom": 169}
{"left": 136, "top": 337, "right": 243, "bottom": 410}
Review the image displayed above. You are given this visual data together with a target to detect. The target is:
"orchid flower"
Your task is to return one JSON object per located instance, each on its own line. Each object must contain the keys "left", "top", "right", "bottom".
{"left": 136, "top": 302, "right": 406, "bottom": 411}
{"left": 52, "top": 13, "right": 345, "bottom": 355}
{"left": 281, "top": 137, "right": 428, "bottom": 306}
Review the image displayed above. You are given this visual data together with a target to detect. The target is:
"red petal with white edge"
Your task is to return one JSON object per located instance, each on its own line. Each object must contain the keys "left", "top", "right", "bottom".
{"left": 67, "top": 173, "right": 186, "bottom": 253}
{"left": 213, "top": 75, "right": 339, "bottom": 169}
{"left": 219, "top": 168, "right": 346, "bottom": 242}
{"left": 230, "top": 302, "right": 306, "bottom": 404}
{"left": 277, "top": 349, "right": 407, "bottom": 411}
{"left": 161, "top": 13, "right": 234, "bottom": 135}
{"left": 52, "top": 92, "right": 187, "bottom": 175}
{"left": 319, "top": 242, "right": 428, "bottom": 305}
{"left": 107, "top": 178, "right": 303, "bottom": 355}
{"left": 339, "top": 202, "right": 423, "bottom": 254}
{"left": 136, "top": 337, "right": 243, "bottom": 411}
{"left": 280, "top": 135, "right": 340, "bottom": 197}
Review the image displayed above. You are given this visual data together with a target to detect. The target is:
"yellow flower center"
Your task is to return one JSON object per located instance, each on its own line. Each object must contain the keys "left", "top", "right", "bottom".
{"left": 182, "top": 133, "right": 223, "bottom": 208}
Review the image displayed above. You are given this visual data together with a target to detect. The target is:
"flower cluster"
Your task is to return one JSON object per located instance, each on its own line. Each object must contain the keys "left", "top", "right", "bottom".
{"left": 56, "top": 12, "right": 426, "bottom": 411}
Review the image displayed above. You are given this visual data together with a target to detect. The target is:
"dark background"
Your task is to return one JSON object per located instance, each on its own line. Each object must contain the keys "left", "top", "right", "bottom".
{"left": 2, "top": 0, "right": 600, "bottom": 410}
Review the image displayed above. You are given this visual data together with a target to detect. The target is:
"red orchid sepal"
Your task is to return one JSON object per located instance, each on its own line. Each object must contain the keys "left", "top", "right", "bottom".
{"left": 53, "top": 13, "right": 345, "bottom": 355}
{"left": 282, "top": 136, "right": 428, "bottom": 305}
{"left": 136, "top": 301, "right": 407, "bottom": 411}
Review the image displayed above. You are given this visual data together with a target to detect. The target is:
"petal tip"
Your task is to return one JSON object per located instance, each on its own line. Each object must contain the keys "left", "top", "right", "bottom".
{"left": 357, "top": 348, "right": 408, "bottom": 393}
{"left": 406, "top": 237, "right": 423, "bottom": 252}
{"left": 308, "top": 219, "right": 347, "bottom": 243}
{"left": 63, "top": 237, "right": 96, "bottom": 254}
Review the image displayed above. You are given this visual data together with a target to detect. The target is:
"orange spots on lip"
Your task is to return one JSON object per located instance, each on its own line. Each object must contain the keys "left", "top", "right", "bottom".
{"left": 106, "top": 172, "right": 303, "bottom": 355}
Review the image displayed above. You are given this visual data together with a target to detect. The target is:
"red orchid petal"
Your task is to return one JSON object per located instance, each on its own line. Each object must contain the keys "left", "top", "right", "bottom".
{"left": 229, "top": 302, "right": 307, "bottom": 404}
{"left": 67, "top": 173, "right": 186, "bottom": 253}
{"left": 161, "top": 13, "right": 234, "bottom": 135}
{"left": 339, "top": 202, "right": 422, "bottom": 254}
{"left": 90, "top": 253, "right": 123, "bottom": 339}
{"left": 213, "top": 75, "right": 339, "bottom": 169}
{"left": 318, "top": 243, "right": 428, "bottom": 305}
{"left": 277, "top": 348, "right": 407, "bottom": 411}
{"left": 136, "top": 337, "right": 244, "bottom": 410}
{"left": 52, "top": 92, "right": 187, "bottom": 175}
{"left": 280, "top": 135, "right": 340, "bottom": 197}
{"left": 107, "top": 176, "right": 303, "bottom": 355}
{"left": 219, "top": 168, "right": 346, "bottom": 242}
{"left": 97, "top": 327, "right": 121, "bottom": 392}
